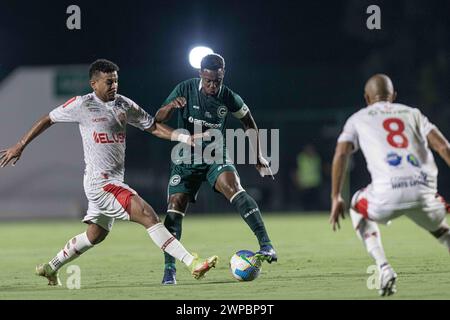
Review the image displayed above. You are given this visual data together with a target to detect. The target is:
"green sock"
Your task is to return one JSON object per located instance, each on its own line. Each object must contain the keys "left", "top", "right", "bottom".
{"left": 163, "top": 211, "right": 184, "bottom": 267}
{"left": 231, "top": 191, "right": 272, "bottom": 247}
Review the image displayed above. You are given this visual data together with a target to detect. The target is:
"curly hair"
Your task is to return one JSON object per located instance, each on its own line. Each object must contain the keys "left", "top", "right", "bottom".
{"left": 89, "top": 59, "right": 120, "bottom": 79}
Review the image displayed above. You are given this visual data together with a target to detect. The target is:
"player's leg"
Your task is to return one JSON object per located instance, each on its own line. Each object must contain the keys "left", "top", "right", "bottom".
{"left": 212, "top": 168, "right": 276, "bottom": 263}
{"left": 431, "top": 225, "right": 450, "bottom": 251}
{"left": 161, "top": 165, "right": 202, "bottom": 284}
{"left": 350, "top": 189, "right": 396, "bottom": 296}
{"left": 36, "top": 224, "right": 107, "bottom": 286}
{"left": 128, "top": 194, "right": 217, "bottom": 280}
{"left": 36, "top": 204, "right": 110, "bottom": 286}
{"left": 406, "top": 194, "right": 450, "bottom": 252}
{"left": 162, "top": 193, "right": 190, "bottom": 285}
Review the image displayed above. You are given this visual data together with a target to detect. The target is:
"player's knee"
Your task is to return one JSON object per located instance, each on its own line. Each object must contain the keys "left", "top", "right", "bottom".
{"left": 143, "top": 208, "right": 160, "bottom": 224}
{"left": 169, "top": 194, "right": 189, "bottom": 212}
{"left": 92, "top": 232, "right": 108, "bottom": 245}
{"left": 136, "top": 213, "right": 160, "bottom": 229}
{"left": 219, "top": 182, "right": 242, "bottom": 200}
{"left": 229, "top": 185, "right": 243, "bottom": 196}
{"left": 87, "top": 227, "right": 109, "bottom": 245}
{"left": 350, "top": 208, "right": 364, "bottom": 229}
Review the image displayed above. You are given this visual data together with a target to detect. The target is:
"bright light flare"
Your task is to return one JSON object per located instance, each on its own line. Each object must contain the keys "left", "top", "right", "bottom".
{"left": 189, "top": 46, "right": 213, "bottom": 69}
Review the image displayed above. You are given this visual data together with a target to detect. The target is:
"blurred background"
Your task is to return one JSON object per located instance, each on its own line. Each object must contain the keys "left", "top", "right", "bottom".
{"left": 0, "top": 0, "right": 449, "bottom": 219}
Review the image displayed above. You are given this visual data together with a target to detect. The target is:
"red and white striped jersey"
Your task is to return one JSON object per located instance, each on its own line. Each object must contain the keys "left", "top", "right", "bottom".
{"left": 49, "top": 93, "right": 154, "bottom": 182}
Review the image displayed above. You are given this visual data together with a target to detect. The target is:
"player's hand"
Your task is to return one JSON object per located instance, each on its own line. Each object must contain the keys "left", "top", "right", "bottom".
{"left": 0, "top": 142, "right": 24, "bottom": 167}
{"left": 330, "top": 196, "right": 346, "bottom": 231}
{"left": 167, "top": 97, "right": 186, "bottom": 109}
{"left": 187, "top": 131, "right": 211, "bottom": 147}
{"left": 256, "top": 155, "right": 275, "bottom": 180}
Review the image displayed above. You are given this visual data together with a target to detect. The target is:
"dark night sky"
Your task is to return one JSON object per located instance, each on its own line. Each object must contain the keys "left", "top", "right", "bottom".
{"left": 1, "top": 0, "right": 449, "bottom": 112}
{"left": 1, "top": 1, "right": 448, "bottom": 66}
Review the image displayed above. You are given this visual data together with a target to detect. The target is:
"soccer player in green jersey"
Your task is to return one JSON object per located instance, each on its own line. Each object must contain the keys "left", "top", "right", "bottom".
{"left": 155, "top": 53, "right": 277, "bottom": 285}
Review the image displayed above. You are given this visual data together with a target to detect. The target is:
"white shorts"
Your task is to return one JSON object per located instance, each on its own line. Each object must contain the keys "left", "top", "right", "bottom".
{"left": 351, "top": 185, "right": 449, "bottom": 232}
{"left": 82, "top": 178, "right": 137, "bottom": 231}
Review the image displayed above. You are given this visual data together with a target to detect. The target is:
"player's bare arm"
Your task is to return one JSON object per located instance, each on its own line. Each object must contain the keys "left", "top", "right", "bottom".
{"left": 155, "top": 97, "right": 187, "bottom": 123}
{"left": 329, "top": 141, "right": 353, "bottom": 231}
{"left": 427, "top": 128, "right": 450, "bottom": 167}
{"left": 146, "top": 121, "right": 195, "bottom": 146}
{"left": 240, "top": 111, "right": 272, "bottom": 177}
{"left": 0, "top": 114, "right": 54, "bottom": 167}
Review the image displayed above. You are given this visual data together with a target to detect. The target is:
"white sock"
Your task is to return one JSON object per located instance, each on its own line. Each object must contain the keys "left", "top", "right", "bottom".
{"left": 147, "top": 223, "right": 194, "bottom": 266}
{"left": 356, "top": 220, "right": 388, "bottom": 268}
{"left": 48, "top": 232, "right": 93, "bottom": 271}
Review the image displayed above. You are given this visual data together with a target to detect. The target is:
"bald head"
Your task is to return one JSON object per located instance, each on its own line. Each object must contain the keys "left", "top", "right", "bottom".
{"left": 364, "top": 74, "right": 396, "bottom": 105}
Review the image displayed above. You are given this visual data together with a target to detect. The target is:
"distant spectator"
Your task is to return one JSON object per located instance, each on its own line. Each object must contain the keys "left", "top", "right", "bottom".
{"left": 294, "top": 144, "right": 322, "bottom": 211}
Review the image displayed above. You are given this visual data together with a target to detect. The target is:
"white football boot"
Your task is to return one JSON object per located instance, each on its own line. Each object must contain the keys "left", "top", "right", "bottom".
{"left": 379, "top": 263, "right": 397, "bottom": 296}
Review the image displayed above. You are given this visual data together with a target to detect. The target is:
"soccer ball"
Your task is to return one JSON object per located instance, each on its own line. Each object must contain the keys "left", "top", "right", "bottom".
{"left": 229, "top": 250, "right": 262, "bottom": 281}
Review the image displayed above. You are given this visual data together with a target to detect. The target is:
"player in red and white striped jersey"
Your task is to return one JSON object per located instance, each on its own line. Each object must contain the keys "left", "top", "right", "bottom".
{"left": 0, "top": 59, "right": 218, "bottom": 285}
{"left": 330, "top": 74, "right": 450, "bottom": 296}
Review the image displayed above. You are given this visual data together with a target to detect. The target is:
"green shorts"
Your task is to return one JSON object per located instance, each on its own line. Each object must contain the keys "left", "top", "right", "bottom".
{"left": 168, "top": 163, "right": 238, "bottom": 203}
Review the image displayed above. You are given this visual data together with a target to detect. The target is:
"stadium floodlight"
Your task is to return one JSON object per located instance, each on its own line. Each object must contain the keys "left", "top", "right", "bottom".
{"left": 189, "top": 46, "right": 213, "bottom": 69}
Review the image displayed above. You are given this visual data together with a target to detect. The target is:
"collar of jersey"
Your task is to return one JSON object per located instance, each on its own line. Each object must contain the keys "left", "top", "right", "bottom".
{"left": 92, "top": 92, "right": 116, "bottom": 107}
{"left": 369, "top": 101, "right": 391, "bottom": 109}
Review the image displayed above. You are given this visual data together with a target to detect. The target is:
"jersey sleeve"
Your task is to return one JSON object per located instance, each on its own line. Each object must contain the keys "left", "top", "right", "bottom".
{"left": 126, "top": 99, "right": 155, "bottom": 131}
{"left": 415, "top": 109, "right": 436, "bottom": 139}
{"left": 337, "top": 115, "right": 359, "bottom": 152}
{"left": 224, "top": 88, "right": 249, "bottom": 119}
{"left": 49, "top": 96, "right": 82, "bottom": 123}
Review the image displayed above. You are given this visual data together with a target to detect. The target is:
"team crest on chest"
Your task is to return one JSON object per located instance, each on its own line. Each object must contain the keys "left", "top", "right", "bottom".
{"left": 217, "top": 106, "right": 228, "bottom": 118}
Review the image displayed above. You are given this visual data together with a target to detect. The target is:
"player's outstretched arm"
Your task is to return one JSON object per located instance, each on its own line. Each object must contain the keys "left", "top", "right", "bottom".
{"left": 0, "top": 115, "right": 54, "bottom": 167}
{"left": 427, "top": 128, "right": 450, "bottom": 167}
{"left": 146, "top": 122, "right": 195, "bottom": 146}
{"left": 329, "top": 142, "right": 353, "bottom": 231}
{"left": 155, "top": 97, "right": 186, "bottom": 123}
{"left": 239, "top": 111, "right": 273, "bottom": 179}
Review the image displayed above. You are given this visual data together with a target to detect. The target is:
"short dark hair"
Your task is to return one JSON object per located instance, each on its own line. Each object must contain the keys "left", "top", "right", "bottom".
{"left": 200, "top": 54, "right": 225, "bottom": 71}
{"left": 89, "top": 59, "right": 119, "bottom": 79}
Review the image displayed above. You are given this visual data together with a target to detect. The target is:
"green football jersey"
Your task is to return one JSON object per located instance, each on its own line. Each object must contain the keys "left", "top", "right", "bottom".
{"left": 163, "top": 78, "right": 249, "bottom": 164}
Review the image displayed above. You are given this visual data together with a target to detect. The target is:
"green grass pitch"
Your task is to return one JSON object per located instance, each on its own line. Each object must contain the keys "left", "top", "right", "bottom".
{"left": 0, "top": 213, "right": 449, "bottom": 300}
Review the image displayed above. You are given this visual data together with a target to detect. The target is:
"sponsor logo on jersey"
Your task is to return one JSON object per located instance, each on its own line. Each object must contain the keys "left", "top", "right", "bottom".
{"left": 187, "top": 116, "right": 221, "bottom": 129}
{"left": 93, "top": 131, "right": 126, "bottom": 144}
{"left": 193, "top": 105, "right": 200, "bottom": 110}
{"left": 368, "top": 109, "right": 410, "bottom": 116}
{"left": 84, "top": 101, "right": 100, "bottom": 110}
{"left": 390, "top": 171, "right": 429, "bottom": 189}
{"left": 407, "top": 154, "right": 420, "bottom": 167}
{"left": 217, "top": 106, "right": 228, "bottom": 118}
{"left": 169, "top": 174, "right": 181, "bottom": 186}
{"left": 386, "top": 152, "right": 402, "bottom": 166}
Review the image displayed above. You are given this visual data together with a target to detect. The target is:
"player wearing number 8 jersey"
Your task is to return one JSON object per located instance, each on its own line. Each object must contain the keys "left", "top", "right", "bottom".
{"left": 330, "top": 74, "right": 450, "bottom": 296}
